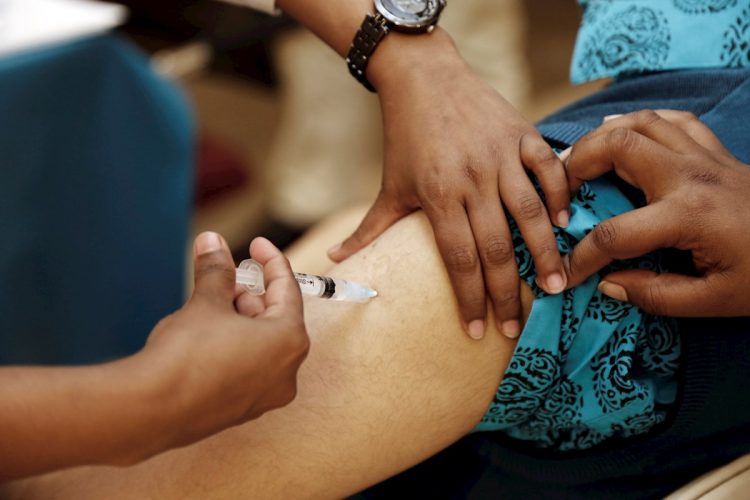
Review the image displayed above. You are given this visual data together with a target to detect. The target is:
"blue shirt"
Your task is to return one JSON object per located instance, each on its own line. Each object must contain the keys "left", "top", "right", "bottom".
{"left": 571, "top": 0, "right": 750, "bottom": 83}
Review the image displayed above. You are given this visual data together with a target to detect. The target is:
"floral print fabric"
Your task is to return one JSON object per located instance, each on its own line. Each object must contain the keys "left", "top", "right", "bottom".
{"left": 571, "top": 0, "right": 750, "bottom": 83}
{"left": 475, "top": 178, "right": 681, "bottom": 451}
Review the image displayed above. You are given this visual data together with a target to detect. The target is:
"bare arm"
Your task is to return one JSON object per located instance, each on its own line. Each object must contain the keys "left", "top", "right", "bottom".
{"left": 0, "top": 234, "right": 307, "bottom": 482}
{"left": 5, "top": 212, "right": 528, "bottom": 499}
{"left": 0, "top": 357, "right": 178, "bottom": 479}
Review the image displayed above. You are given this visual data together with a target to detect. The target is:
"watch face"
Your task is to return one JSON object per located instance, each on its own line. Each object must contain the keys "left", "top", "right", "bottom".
{"left": 375, "top": 0, "right": 445, "bottom": 30}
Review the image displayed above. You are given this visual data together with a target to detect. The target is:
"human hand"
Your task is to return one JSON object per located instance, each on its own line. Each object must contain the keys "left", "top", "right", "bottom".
{"left": 143, "top": 232, "right": 309, "bottom": 447}
{"left": 563, "top": 109, "right": 750, "bottom": 317}
{"left": 327, "top": 31, "right": 569, "bottom": 339}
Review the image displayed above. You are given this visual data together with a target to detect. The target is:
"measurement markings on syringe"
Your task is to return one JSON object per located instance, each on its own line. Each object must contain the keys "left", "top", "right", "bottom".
{"left": 237, "top": 259, "right": 376, "bottom": 302}
{"left": 295, "top": 274, "right": 337, "bottom": 298}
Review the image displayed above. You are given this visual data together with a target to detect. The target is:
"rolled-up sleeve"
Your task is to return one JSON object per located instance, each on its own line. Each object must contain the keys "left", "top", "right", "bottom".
{"left": 217, "top": 0, "right": 279, "bottom": 15}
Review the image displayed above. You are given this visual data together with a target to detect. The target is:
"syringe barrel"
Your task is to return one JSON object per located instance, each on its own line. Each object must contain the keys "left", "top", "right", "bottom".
{"left": 294, "top": 273, "right": 374, "bottom": 302}
{"left": 236, "top": 259, "right": 376, "bottom": 302}
{"left": 294, "top": 273, "right": 334, "bottom": 298}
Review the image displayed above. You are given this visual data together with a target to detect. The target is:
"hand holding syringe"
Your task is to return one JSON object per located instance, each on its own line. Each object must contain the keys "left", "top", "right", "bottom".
{"left": 236, "top": 260, "right": 378, "bottom": 303}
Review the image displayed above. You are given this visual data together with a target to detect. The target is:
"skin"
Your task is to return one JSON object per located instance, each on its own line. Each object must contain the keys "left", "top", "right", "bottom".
{"left": 277, "top": 0, "right": 569, "bottom": 340}
{"left": 0, "top": 233, "right": 309, "bottom": 481}
{"left": 563, "top": 110, "right": 750, "bottom": 317}
{"left": 1, "top": 212, "right": 534, "bottom": 499}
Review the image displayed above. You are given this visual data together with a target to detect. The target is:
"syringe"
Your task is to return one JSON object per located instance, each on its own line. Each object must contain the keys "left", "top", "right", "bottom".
{"left": 235, "top": 259, "right": 378, "bottom": 303}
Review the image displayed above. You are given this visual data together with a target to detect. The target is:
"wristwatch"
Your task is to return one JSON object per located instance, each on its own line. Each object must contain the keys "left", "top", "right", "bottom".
{"left": 346, "top": 0, "right": 447, "bottom": 92}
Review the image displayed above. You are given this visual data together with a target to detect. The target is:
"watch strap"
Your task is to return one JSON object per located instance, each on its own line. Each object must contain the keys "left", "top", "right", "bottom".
{"left": 346, "top": 13, "right": 390, "bottom": 92}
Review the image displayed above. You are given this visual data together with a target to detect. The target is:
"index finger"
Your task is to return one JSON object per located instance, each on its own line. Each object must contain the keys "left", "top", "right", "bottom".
{"left": 566, "top": 125, "right": 681, "bottom": 197}
{"left": 563, "top": 203, "right": 679, "bottom": 288}
{"left": 652, "top": 109, "right": 732, "bottom": 157}
{"left": 249, "top": 237, "right": 304, "bottom": 320}
{"left": 591, "top": 110, "right": 704, "bottom": 156}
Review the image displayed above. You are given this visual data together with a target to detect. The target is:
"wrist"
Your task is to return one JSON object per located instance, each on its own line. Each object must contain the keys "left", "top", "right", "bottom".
{"left": 112, "top": 351, "right": 184, "bottom": 461}
{"left": 366, "top": 27, "right": 465, "bottom": 92}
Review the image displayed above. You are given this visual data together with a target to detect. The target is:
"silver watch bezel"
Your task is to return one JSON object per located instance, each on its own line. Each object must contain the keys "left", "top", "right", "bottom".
{"left": 373, "top": 0, "right": 446, "bottom": 32}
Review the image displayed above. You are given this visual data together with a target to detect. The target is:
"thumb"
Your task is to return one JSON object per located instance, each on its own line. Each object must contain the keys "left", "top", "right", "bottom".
{"left": 192, "top": 231, "right": 236, "bottom": 308}
{"left": 328, "top": 192, "right": 407, "bottom": 262}
{"left": 598, "top": 269, "right": 722, "bottom": 317}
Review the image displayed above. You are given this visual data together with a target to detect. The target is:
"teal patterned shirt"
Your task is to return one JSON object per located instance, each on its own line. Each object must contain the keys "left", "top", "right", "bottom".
{"left": 475, "top": 177, "right": 679, "bottom": 451}
{"left": 572, "top": 0, "right": 750, "bottom": 83}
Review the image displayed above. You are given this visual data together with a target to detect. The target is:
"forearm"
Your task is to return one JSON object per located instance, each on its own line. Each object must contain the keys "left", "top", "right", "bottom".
{"left": 0, "top": 354, "right": 176, "bottom": 480}
{"left": 275, "top": 0, "right": 463, "bottom": 90}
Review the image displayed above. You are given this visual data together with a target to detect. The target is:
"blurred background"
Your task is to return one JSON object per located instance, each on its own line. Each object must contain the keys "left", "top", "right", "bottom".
{"left": 0, "top": 0, "right": 605, "bottom": 364}
{"left": 146, "top": 0, "right": 605, "bottom": 253}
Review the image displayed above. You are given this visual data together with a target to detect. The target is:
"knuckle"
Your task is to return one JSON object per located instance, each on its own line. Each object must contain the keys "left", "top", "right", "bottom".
{"left": 686, "top": 167, "right": 723, "bottom": 186}
{"left": 632, "top": 109, "right": 661, "bottom": 127}
{"left": 461, "top": 292, "right": 487, "bottom": 315}
{"left": 566, "top": 143, "right": 582, "bottom": 168}
{"left": 641, "top": 285, "right": 666, "bottom": 315}
{"left": 494, "top": 290, "right": 519, "bottom": 308}
{"left": 606, "top": 127, "right": 640, "bottom": 156}
{"left": 515, "top": 194, "right": 545, "bottom": 221}
{"left": 462, "top": 162, "right": 484, "bottom": 188}
{"left": 419, "top": 179, "right": 453, "bottom": 211}
{"left": 195, "top": 262, "right": 235, "bottom": 283}
{"left": 447, "top": 246, "right": 479, "bottom": 274}
{"left": 676, "top": 110, "right": 699, "bottom": 124}
{"left": 535, "top": 242, "right": 559, "bottom": 258}
{"left": 564, "top": 252, "right": 581, "bottom": 280}
{"left": 483, "top": 236, "right": 514, "bottom": 267}
{"left": 592, "top": 221, "right": 618, "bottom": 250}
{"left": 527, "top": 140, "right": 559, "bottom": 170}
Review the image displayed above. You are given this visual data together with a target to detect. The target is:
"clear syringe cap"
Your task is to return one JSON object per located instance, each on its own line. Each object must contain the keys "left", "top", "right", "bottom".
{"left": 236, "top": 259, "right": 265, "bottom": 295}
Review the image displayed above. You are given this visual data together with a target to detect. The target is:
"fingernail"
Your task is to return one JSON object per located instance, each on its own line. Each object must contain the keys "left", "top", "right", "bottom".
{"left": 468, "top": 320, "right": 485, "bottom": 340}
{"left": 327, "top": 243, "right": 342, "bottom": 259}
{"left": 546, "top": 273, "right": 566, "bottom": 294}
{"left": 502, "top": 320, "right": 521, "bottom": 339}
{"left": 556, "top": 147, "right": 572, "bottom": 163}
{"left": 557, "top": 210, "right": 570, "bottom": 228}
{"left": 195, "top": 232, "right": 222, "bottom": 255}
{"left": 603, "top": 114, "right": 623, "bottom": 122}
{"left": 598, "top": 281, "right": 629, "bottom": 302}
